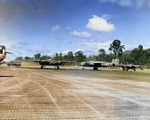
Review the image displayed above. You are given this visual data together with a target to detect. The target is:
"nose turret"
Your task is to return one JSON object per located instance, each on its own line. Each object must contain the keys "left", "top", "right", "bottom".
{"left": 80, "top": 62, "right": 86, "bottom": 66}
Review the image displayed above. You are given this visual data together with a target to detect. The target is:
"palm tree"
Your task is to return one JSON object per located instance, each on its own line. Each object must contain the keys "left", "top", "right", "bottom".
{"left": 109, "top": 39, "right": 125, "bottom": 58}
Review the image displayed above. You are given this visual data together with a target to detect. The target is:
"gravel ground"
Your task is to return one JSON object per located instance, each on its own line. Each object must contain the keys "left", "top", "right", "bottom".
{"left": 0, "top": 66, "right": 150, "bottom": 120}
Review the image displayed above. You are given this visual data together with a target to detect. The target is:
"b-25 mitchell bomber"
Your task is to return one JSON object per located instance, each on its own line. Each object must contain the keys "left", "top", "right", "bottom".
{"left": 80, "top": 61, "right": 115, "bottom": 70}
{"left": 119, "top": 64, "right": 143, "bottom": 71}
{"left": 35, "top": 59, "right": 66, "bottom": 69}
{"left": 80, "top": 60, "right": 143, "bottom": 71}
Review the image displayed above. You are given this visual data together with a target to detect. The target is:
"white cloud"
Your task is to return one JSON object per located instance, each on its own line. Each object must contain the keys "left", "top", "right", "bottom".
{"left": 125, "top": 44, "right": 150, "bottom": 50}
{"left": 14, "top": 44, "right": 22, "bottom": 49}
{"left": 75, "top": 41, "right": 113, "bottom": 55}
{"left": 62, "top": 50, "right": 70, "bottom": 55}
{"left": 75, "top": 48, "right": 83, "bottom": 52}
{"left": 70, "top": 31, "right": 91, "bottom": 38}
{"left": 47, "top": 53, "right": 52, "bottom": 56}
{"left": 86, "top": 15, "right": 115, "bottom": 32}
{"left": 51, "top": 25, "right": 60, "bottom": 32}
{"left": 124, "top": 44, "right": 138, "bottom": 50}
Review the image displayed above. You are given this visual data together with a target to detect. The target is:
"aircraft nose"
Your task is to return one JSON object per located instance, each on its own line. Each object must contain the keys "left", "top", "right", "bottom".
{"left": 3, "top": 54, "right": 6, "bottom": 59}
{"left": 80, "top": 62, "right": 83, "bottom": 65}
{"left": 80, "top": 62, "right": 85, "bottom": 65}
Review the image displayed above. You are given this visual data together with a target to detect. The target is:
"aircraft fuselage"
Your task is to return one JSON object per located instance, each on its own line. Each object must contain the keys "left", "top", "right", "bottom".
{"left": 80, "top": 61, "right": 115, "bottom": 70}
{"left": 38, "top": 60, "right": 65, "bottom": 69}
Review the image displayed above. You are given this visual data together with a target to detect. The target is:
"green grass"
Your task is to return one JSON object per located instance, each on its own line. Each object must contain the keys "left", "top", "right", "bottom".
{"left": 18, "top": 61, "right": 150, "bottom": 83}
{"left": 88, "top": 68, "right": 150, "bottom": 83}
{"left": 20, "top": 61, "right": 40, "bottom": 67}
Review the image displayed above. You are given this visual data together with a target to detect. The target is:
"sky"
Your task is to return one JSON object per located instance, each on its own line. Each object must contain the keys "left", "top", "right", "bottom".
{"left": 0, "top": 0, "right": 150, "bottom": 61}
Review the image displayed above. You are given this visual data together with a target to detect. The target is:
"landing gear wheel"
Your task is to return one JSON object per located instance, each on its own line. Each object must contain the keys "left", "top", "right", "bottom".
{"left": 57, "top": 66, "right": 59, "bottom": 70}
{"left": 93, "top": 66, "right": 98, "bottom": 70}
{"left": 41, "top": 65, "right": 43, "bottom": 69}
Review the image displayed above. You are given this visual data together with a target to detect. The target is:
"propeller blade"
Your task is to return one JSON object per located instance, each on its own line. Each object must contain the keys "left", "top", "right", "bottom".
{"left": 6, "top": 52, "right": 11, "bottom": 54}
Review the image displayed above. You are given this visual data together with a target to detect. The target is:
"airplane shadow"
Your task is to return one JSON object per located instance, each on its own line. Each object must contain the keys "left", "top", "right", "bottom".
{"left": 0, "top": 75, "right": 14, "bottom": 77}
{"left": 17, "top": 67, "right": 98, "bottom": 71}
{"left": 9, "top": 66, "right": 102, "bottom": 71}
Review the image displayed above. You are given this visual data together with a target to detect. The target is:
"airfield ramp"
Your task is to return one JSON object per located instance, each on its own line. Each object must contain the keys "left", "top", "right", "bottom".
{"left": 0, "top": 67, "right": 150, "bottom": 119}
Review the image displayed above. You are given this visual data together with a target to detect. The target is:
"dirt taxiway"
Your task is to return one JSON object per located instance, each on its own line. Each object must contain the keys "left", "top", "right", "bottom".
{"left": 0, "top": 66, "right": 150, "bottom": 120}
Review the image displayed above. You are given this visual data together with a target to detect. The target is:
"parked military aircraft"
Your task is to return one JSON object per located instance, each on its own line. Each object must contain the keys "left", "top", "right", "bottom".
{"left": 119, "top": 64, "right": 143, "bottom": 71}
{"left": 7, "top": 61, "right": 21, "bottom": 67}
{"left": 80, "top": 61, "right": 115, "bottom": 70}
{"left": 80, "top": 61, "right": 143, "bottom": 71}
{"left": 34, "top": 59, "right": 75, "bottom": 69}
{"left": 0, "top": 45, "right": 11, "bottom": 65}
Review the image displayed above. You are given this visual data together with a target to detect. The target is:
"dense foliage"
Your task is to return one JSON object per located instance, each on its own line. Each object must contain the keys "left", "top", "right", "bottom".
{"left": 17, "top": 50, "right": 86, "bottom": 62}
{"left": 89, "top": 45, "right": 150, "bottom": 66}
{"left": 119, "top": 46, "right": 150, "bottom": 65}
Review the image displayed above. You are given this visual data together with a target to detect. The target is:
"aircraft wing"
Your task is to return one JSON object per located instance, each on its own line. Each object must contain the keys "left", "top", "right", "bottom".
{"left": 6, "top": 52, "right": 11, "bottom": 54}
{"left": 118, "top": 64, "right": 144, "bottom": 71}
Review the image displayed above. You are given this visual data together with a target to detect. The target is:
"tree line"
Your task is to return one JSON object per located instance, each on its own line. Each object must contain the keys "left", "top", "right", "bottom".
{"left": 15, "top": 39, "right": 150, "bottom": 66}
{"left": 16, "top": 50, "right": 86, "bottom": 63}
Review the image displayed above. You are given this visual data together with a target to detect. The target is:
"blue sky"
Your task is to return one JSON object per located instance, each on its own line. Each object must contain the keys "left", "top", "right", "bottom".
{"left": 0, "top": 0, "right": 150, "bottom": 61}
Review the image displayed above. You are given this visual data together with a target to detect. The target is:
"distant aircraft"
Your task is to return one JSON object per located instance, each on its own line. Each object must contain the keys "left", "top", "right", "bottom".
{"left": 119, "top": 64, "right": 143, "bottom": 71}
{"left": 7, "top": 61, "right": 21, "bottom": 67}
{"left": 35, "top": 59, "right": 75, "bottom": 69}
{"left": 80, "top": 61, "right": 115, "bottom": 70}
{"left": 0, "top": 45, "right": 11, "bottom": 65}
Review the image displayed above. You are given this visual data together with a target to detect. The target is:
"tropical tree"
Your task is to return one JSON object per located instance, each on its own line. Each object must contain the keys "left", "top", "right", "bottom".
{"left": 59, "top": 53, "right": 63, "bottom": 61}
{"left": 25, "top": 56, "right": 31, "bottom": 60}
{"left": 98, "top": 49, "right": 106, "bottom": 60}
{"left": 75, "top": 50, "right": 86, "bottom": 63}
{"left": 67, "top": 51, "right": 74, "bottom": 61}
{"left": 130, "top": 45, "right": 144, "bottom": 65}
{"left": 138, "top": 45, "right": 143, "bottom": 52}
{"left": 86, "top": 55, "right": 96, "bottom": 61}
{"left": 34, "top": 53, "right": 41, "bottom": 60}
{"left": 138, "top": 45, "right": 144, "bottom": 64}
{"left": 109, "top": 39, "right": 125, "bottom": 58}
{"left": 15, "top": 56, "right": 23, "bottom": 61}
{"left": 41, "top": 55, "right": 48, "bottom": 60}
{"left": 54, "top": 53, "right": 59, "bottom": 60}
{"left": 105, "top": 53, "right": 115, "bottom": 62}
